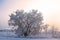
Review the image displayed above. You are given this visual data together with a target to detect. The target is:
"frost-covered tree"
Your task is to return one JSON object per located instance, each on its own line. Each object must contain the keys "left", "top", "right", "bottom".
{"left": 51, "top": 25, "right": 58, "bottom": 38}
{"left": 43, "top": 24, "right": 49, "bottom": 34}
{"left": 8, "top": 9, "right": 43, "bottom": 37}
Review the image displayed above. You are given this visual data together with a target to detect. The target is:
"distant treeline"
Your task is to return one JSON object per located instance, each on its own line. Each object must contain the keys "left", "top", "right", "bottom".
{"left": 0, "top": 30, "right": 14, "bottom": 32}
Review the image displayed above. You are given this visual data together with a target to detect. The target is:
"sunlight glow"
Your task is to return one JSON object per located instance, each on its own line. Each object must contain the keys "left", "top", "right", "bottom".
{"left": 0, "top": 0, "right": 60, "bottom": 29}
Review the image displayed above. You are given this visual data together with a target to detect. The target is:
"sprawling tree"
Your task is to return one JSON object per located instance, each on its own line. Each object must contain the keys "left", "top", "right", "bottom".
{"left": 8, "top": 9, "right": 43, "bottom": 37}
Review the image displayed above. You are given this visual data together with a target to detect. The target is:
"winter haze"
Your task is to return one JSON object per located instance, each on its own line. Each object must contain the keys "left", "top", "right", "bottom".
{"left": 0, "top": 0, "right": 60, "bottom": 29}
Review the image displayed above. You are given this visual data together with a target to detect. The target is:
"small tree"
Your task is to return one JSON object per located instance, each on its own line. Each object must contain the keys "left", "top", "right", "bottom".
{"left": 43, "top": 24, "right": 49, "bottom": 35}
{"left": 51, "top": 25, "right": 58, "bottom": 38}
{"left": 8, "top": 9, "right": 43, "bottom": 37}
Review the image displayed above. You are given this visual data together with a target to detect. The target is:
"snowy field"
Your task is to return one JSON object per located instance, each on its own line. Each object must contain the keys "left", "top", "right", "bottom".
{"left": 0, "top": 30, "right": 60, "bottom": 40}
{"left": 0, "top": 38, "right": 60, "bottom": 40}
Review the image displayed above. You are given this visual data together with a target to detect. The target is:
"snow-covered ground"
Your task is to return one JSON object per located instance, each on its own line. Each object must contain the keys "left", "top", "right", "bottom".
{"left": 0, "top": 38, "right": 59, "bottom": 40}
{"left": 0, "top": 29, "right": 60, "bottom": 40}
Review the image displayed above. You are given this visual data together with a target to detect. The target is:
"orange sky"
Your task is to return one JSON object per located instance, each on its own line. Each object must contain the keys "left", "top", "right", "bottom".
{"left": 0, "top": 0, "right": 60, "bottom": 29}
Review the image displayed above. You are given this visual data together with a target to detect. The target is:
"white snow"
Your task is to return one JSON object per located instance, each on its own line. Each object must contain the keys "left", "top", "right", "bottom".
{"left": 0, "top": 38, "right": 59, "bottom": 40}
{"left": 0, "top": 29, "right": 60, "bottom": 40}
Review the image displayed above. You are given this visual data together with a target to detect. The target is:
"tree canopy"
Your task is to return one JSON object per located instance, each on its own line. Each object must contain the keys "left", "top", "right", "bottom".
{"left": 8, "top": 9, "right": 43, "bottom": 37}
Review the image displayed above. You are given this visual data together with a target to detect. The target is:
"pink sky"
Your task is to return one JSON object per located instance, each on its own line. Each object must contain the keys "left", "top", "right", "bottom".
{"left": 0, "top": 0, "right": 60, "bottom": 29}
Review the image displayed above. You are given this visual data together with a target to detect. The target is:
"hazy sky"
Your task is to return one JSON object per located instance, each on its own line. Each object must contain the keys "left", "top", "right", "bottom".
{"left": 0, "top": 0, "right": 60, "bottom": 29}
